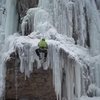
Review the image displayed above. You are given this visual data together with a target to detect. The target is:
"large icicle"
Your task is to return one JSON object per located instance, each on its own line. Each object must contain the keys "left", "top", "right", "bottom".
{"left": 5, "top": 0, "right": 18, "bottom": 37}
{"left": 85, "top": 0, "right": 100, "bottom": 55}
{"left": 52, "top": 45, "right": 61, "bottom": 100}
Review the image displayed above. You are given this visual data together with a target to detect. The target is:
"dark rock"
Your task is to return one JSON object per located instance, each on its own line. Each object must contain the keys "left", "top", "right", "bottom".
{"left": 16, "top": 0, "right": 39, "bottom": 32}
{"left": 5, "top": 55, "right": 56, "bottom": 100}
{"left": 16, "top": 0, "right": 39, "bottom": 23}
{"left": 72, "top": 33, "right": 78, "bottom": 45}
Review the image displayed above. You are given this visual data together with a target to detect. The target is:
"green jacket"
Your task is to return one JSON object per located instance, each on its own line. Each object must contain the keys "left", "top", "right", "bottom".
{"left": 38, "top": 40, "right": 48, "bottom": 49}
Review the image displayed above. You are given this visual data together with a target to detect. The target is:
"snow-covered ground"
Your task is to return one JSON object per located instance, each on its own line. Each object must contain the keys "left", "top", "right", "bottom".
{"left": 80, "top": 96, "right": 100, "bottom": 100}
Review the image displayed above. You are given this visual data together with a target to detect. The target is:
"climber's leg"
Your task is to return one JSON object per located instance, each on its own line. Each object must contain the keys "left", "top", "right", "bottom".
{"left": 44, "top": 49, "right": 47, "bottom": 58}
{"left": 35, "top": 48, "right": 41, "bottom": 60}
{"left": 42, "top": 49, "right": 47, "bottom": 62}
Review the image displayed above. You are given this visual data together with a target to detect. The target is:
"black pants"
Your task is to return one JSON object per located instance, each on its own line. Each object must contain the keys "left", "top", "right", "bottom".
{"left": 35, "top": 48, "right": 47, "bottom": 58}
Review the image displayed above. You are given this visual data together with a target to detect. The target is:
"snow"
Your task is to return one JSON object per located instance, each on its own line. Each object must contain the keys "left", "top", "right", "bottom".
{"left": 80, "top": 96, "right": 100, "bottom": 100}
{"left": 87, "top": 84, "right": 100, "bottom": 96}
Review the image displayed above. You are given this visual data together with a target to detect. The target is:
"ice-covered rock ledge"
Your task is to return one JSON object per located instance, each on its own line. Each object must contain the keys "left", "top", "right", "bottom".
{"left": 5, "top": 31, "right": 91, "bottom": 74}
{"left": 4, "top": 31, "right": 92, "bottom": 100}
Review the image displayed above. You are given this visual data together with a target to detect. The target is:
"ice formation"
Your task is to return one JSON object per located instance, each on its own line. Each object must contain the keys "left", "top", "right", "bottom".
{"left": 0, "top": 0, "right": 100, "bottom": 100}
{"left": 4, "top": 31, "right": 91, "bottom": 100}
{"left": 5, "top": 0, "right": 18, "bottom": 37}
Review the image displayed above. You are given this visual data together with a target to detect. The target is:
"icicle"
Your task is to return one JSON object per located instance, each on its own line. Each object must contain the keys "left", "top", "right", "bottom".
{"left": 74, "top": 62, "right": 81, "bottom": 98}
{"left": 21, "top": 14, "right": 31, "bottom": 36}
{"left": 64, "top": 56, "right": 74, "bottom": 100}
{"left": 52, "top": 45, "right": 62, "bottom": 100}
{"left": 18, "top": 43, "right": 31, "bottom": 77}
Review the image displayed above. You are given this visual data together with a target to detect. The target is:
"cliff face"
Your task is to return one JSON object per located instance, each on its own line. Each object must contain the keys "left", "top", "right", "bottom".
{"left": 5, "top": 52, "right": 56, "bottom": 100}
{"left": 5, "top": 0, "right": 56, "bottom": 100}
{"left": 17, "top": 0, "right": 38, "bottom": 18}
{"left": 16, "top": 0, "right": 39, "bottom": 31}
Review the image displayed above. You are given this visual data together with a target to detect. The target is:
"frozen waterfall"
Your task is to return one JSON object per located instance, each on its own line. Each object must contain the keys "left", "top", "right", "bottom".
{"left": 0, "top": 0, "right": 100, "bottom": 100}
{"left": 4, "top": 33, "right": 89, "bottom": 100}
{"left": 5, "top": 0, "right": 18, "bottom": 37}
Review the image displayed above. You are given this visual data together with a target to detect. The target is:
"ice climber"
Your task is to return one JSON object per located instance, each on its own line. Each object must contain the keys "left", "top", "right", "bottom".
{"left": 35, "top": 38, "right": 48, "bottom": 62}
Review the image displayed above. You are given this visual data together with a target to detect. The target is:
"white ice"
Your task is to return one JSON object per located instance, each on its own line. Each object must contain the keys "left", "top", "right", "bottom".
{"left": 0, "top": 0, "right": 100, "bottom": 100}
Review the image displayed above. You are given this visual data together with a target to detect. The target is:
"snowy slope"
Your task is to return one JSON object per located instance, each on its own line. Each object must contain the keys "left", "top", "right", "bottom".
{"left": 80, "top": 96, "right": 100, "bottom": 100}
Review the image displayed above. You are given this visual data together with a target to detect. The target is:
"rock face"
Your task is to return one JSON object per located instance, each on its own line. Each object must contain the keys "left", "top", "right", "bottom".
{"left": 95, "top": 0, "right": 100, "bottom": 10}
{"left": 17, "top": 0, "right": 39, "bottom": 18}
{"left": 5, "top": 52, "right": 56, "bottom": 100}
{"left": 16, "top": 0, "right": 39, "bottom": 31}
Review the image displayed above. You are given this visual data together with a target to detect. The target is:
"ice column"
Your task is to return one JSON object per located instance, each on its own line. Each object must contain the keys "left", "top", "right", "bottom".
{"left": 52, "top": 45, "right": 61, "bottom": 100}
{"left": 85, "top": 0, "right": 100, "bottom": 55}
{"left": 5, "top": 0, "right": 18, "bottom": 37}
